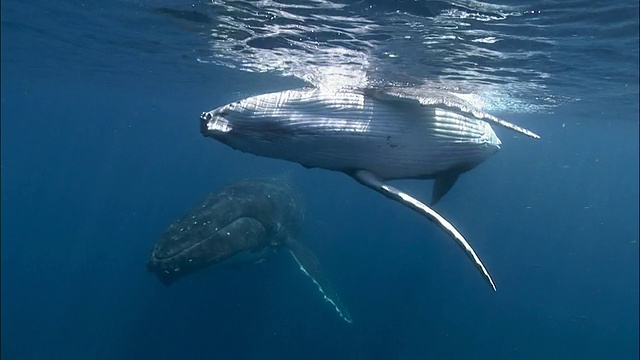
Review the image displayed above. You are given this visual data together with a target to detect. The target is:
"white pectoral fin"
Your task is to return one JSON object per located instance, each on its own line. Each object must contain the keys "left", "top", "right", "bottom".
{"left": 364, "top": 87, "right": 540, "bottom": 139}
{"left": 285, "top": 237, "right": 353, "bottom": 323}
{"left": 352, "top": 170, "right": 497, "bottom": 291}
{"left": 477, "top": 112, "right": 540, "bottom": 139}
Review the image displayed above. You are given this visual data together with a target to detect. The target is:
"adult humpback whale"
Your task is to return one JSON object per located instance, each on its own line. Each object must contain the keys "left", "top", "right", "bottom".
{"left": 200, "top": 87, "right": 540, "bottom": 291}
{"left": 147, "top": 178, "right": 352, "bottom": 323}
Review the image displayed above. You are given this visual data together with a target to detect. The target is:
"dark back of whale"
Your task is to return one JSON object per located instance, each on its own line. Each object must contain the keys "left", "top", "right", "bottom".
{"left": 147, "top": 178, "right": 303, "bottom": 285}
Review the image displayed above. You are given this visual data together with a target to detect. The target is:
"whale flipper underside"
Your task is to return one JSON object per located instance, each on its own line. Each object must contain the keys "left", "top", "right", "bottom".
{"left": 352, "top": 170, "right": 496, "bottom": 291}
{"left": 285, "top": 236, "right": 352, "bottom": 323}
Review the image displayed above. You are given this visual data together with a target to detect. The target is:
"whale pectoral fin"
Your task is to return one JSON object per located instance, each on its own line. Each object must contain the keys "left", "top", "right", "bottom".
{"left": 285, "top": 237, "right": 353, "bottom": 323}
{"left": 363, "top": 87, "right": 540, "bottom": 139}
{"left": 432, "top": 172, "right": 460, "bottom": 206}
{"left": 352, "top": 170, "right": 497, "bottom": 291}
{"left": 473, "top": 112, "right": 541, "bottom": 139}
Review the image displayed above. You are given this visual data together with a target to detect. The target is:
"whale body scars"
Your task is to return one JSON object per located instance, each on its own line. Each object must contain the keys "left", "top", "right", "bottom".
{"left": 200, "top": 87, "right": 540, "bottom": 291}
{"left": 147, "top": 178, "right": 352, "bottom": 323}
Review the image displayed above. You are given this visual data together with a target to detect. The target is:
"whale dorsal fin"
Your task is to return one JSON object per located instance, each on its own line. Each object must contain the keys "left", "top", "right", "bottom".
{"left": 285, "top": 236, "right": 353, "bottom": 323}
{"left": 432, "top": 172, "right": 461, "bottom": 206}
{"left": 352, "top": 170, "right": 497, "bottom": 291}
{"left": 363, "top": 87, "right": 540, "bottom": 140}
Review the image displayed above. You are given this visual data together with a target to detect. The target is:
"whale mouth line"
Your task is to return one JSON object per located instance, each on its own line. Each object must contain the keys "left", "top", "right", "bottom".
{"left": 150, "top": 219, "right": 238, "bottom": 262}
{"left": 150, "top": 216, "right": 262, "bottom": 262}
{"left": 151, "top": 233, "right": 215, "bottom": 261}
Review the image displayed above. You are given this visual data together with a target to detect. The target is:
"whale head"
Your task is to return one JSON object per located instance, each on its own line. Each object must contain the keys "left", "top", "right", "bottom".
{"left": 147, "top": 179, "right": 303, "bottom": 286}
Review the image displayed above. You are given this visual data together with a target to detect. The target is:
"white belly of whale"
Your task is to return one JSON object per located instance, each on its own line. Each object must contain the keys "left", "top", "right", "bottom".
{"left": 202, "top": 88, "right": 502, "bottom": 179}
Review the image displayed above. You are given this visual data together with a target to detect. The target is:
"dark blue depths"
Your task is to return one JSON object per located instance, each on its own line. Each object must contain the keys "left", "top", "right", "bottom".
{"left": 1, "top": 0, "right": 638, "bottom": 359}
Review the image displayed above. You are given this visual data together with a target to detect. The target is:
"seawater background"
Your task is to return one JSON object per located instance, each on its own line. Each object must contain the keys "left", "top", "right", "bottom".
{"left": 1, "top": 0, "right": 638, "bottom": 359}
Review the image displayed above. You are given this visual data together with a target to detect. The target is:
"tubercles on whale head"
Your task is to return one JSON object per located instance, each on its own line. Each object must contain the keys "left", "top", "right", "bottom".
{"left": 200, "top": 109, "right": 232, "bottom": 136}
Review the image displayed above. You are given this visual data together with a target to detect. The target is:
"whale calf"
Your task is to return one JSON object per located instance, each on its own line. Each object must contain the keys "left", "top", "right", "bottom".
{"left": 147, "top": 177, "right": 351, "bottom": 323}
{"left": 200, "top": 87, "right": 540, "bottom": 291}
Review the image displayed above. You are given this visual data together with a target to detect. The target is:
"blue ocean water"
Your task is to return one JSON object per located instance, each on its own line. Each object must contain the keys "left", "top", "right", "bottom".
{"left": 1, "top": 0, "right": 638, "bottom": 358}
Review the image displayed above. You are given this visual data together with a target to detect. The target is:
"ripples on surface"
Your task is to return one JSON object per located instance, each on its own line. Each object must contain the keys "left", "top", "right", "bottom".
{"left": 2, "top": 0, "right": 638, "bottom": 115}
{"left": 191, "top": 0, "right": 637, "bottom": 114}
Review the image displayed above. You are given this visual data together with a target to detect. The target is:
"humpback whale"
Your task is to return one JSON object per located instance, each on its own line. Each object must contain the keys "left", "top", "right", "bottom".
{"left": 200, "top": 87, "right": 540, "bottom": 291}
{"left": 147, "top": 178, "right": 352, "bottom": 323}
